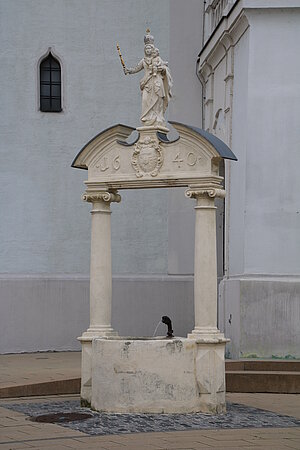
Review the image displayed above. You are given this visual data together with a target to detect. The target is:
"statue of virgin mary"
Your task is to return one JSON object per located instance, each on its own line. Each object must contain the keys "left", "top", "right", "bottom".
{"left": 124, "top": 30, "right": 173, "bottom": 128}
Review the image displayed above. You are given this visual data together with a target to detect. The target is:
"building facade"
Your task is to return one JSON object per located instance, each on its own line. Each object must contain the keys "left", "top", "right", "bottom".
{"left": 199, "top": 0, "right": 300, "bottom": 358}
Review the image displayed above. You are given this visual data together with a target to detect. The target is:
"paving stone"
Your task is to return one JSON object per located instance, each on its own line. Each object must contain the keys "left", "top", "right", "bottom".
{"left": 0, "top": 444, "right": 33, "bottom": 450}
{"left": 283, "top": 440, "right": 300, "bottom": 449}
{"left": 232, "top": 447, "right": 293, "bottom": 450}
{"left": 2, "top": 400, "right": 300, "bottom": 437}
{"left": 63, "top": 439, "right": 126, "bottom": 449}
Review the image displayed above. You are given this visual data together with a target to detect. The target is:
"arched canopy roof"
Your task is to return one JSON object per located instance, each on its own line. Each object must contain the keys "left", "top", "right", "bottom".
{"left": 72, "top": 122, "right": 237, "bottom": 170}
{"left": 71, "top": 122, "right": 237, "bottom": 190}
{"left": 72, "top": 124, "right": 135, "bottom": 170}
{"left": 169, "top": 122, "right": 237, "bottom": 161}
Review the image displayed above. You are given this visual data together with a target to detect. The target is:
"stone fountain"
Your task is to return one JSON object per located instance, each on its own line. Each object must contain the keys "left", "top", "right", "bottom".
{"left": 72, "top": 30, "right": 237, "bottom": 414}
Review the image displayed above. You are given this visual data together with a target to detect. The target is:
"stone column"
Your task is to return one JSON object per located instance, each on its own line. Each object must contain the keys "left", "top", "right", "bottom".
{"left": 186, "top": 187, "right": 225, "bottom": 339}
{"left": 78, "top": 190, "right": 121, "bottom": 405}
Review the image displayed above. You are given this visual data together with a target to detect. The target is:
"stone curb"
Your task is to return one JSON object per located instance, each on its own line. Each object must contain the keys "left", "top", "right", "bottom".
{"left": 0, "top": 378, "right": 81, "bottom": 398}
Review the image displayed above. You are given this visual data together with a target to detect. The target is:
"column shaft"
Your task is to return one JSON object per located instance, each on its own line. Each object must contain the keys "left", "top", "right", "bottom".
{"left": 194, "top": 196, "right": 218, "bottom": 334}
{"left": 79, "top": 190, "right": 121, "bottom": 339}
{"left": 186, "top": 188, "right": 225, "bottom": 339}
{"left": 89, "top": 200, "right": 113, "bottom": 332}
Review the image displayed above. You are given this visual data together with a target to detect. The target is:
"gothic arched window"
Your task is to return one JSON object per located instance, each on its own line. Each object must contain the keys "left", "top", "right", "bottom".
{"left": 40, "top": 53, "right": 62, "bottom": 112}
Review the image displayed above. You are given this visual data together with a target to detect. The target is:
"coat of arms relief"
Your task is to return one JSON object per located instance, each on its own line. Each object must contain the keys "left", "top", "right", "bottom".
{"left": 131, "top": 135, "right": 163, "bottom": 178}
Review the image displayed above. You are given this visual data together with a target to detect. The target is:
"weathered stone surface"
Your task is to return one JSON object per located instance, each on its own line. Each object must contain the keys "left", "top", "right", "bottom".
{"left": 91, "top": 337, "right": 226, "bottom": 414}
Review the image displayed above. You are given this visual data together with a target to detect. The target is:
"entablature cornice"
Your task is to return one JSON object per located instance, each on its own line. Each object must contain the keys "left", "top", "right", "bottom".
{"left": 201, "top": 0, "right": 299, "bottom": 72}
{"left": 219, "top": 32, "right": 233, "bottom": 51}
{"left": 198, "top": 7, "right": 249, "bottom": 79}
{"left": 204, "top": 44, "right": 227, "bottom": 72}
{"left": 199, "top": 62, "right": 214, "bottom": 80}
{"left": 84, "top": 175, "right": 225, "bottom": 192}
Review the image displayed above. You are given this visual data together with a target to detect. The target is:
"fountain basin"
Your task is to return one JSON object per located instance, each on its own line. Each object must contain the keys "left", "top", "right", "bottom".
{"left": 90, "top": 337, "right": 226, "bottom": 414}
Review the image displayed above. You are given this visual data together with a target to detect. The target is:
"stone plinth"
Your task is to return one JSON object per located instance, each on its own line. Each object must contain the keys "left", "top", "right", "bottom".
{"left": 90, "top": 336, "right": 227, "bottom": 414}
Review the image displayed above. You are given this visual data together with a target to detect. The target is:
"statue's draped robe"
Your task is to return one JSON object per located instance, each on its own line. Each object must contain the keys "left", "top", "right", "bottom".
{"left": 129, "top": 57, "right": 173, "bottom": 126}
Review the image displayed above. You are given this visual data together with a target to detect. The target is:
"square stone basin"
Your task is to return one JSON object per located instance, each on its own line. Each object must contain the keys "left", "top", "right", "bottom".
{"left": 90, "top": 337, "right": 226, "bottom": 414}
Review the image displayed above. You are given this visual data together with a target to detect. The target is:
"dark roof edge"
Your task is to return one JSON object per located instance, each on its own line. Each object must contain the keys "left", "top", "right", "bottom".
{"left": 169, "top": 121, "right": 237, "bottom": 161}
{"left": 157, "top": 131, "right": 180, "bottom": 144}
{"left": 71, "top": 123, "right": 135, "bottom": 169}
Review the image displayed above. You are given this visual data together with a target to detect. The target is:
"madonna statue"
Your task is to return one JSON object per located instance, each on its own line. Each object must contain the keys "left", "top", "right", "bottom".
{"left": 124, "top": 30, "right": 173, "bottom": 128}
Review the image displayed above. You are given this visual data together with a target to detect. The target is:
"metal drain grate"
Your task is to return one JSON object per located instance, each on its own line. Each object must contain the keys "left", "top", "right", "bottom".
{"left": 30, "top": 412, "right": 93, "bottom": 423}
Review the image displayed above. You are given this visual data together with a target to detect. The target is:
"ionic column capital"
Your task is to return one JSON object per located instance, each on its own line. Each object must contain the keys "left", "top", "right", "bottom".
{"left": 82, "top": 190, "right": 121, "bottom": 204}
{"left": 185, "top": 187, "right": 226, "bottom": 200}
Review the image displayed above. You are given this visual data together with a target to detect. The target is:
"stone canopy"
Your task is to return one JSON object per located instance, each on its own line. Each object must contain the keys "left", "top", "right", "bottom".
{"left": 72, "top": 121, "right": 237, "bottom": 191}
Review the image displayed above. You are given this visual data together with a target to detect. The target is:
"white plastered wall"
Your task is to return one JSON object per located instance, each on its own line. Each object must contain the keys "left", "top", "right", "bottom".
{"left": 0, "top": 0, "right": 205, "bottom": 353}
{"left": 222, "top": 7, "right": 300, "bottom": 358}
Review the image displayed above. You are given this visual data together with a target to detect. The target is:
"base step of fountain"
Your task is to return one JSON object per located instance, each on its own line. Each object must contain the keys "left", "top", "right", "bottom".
{"left": 0, "top": 378, "right": 81, "bottom": 399}
{"left": 225, "top": 360, "right": 300, "bottom": 393}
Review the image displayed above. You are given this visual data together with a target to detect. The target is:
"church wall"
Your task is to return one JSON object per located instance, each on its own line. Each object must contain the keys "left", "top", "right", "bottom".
{"left": 219, "top": 7, "right": 300, "bottom": 358}
{"left": 0, "top": 0, "right": 204, "bottom": 352}
{"left": 243, "top": 8, "right": 300, "bottom": 275}
{"left": 227, "top": 28, "right": 249, "bottom": 277}
{"left": 167, "top": 0, "right": 204, "bottom": 276}
{"left": 0, "top": 0, "right": 170, "bottom": 277}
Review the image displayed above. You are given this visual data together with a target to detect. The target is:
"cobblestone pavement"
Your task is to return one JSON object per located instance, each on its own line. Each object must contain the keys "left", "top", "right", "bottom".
{"left": 1, "top": 394, "right": 300, "bottom": 449}
{"left": 3, "top": 399, "right": 300, "bottom": 436}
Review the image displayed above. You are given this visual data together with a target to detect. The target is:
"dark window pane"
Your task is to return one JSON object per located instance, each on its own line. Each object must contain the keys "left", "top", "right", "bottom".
{"left": 40, "top": 84, "right": 50, "bottom": 96}
{"left": 51, "top": 98, "right": 61, "bottom": 111}
{"left": 50, "top": 58, "right": 60, "bottom": 69}
{"left": 40, "top": 69, "right": 50, "bottom": 82}
{"left": 41, "top": 59, "right": 50, "bottom": 68}
{"left": 51, "top": 84, "right": 61, "bottom": 97}
{"left": 40, "top": 97, "right": 51, "bottom": 111}
{"left": 51, "top": 70, "right": 61, "bottom": 82}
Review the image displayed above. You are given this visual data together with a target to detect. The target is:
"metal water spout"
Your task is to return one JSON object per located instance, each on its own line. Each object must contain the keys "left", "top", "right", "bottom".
{"left": 162, "top": 316, "right": 174, "bottom": 338}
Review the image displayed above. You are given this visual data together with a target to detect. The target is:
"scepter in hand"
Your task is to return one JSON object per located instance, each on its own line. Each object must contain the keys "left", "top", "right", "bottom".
{"left": 116, "top": 42, "right": 128, "bottom": 74}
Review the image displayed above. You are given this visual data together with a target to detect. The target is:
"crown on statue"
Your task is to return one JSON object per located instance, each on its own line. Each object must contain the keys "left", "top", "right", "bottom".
{"left": 144, "top": 28, "right": 154, "bottom": 45}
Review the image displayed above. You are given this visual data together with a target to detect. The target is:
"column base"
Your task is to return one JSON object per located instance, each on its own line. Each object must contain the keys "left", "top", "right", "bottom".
{"left": 78, "top": 327, "right": 118, "bottom": 341}
{"left": 188, "top": 327, "right": 228, "bottom": 343}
